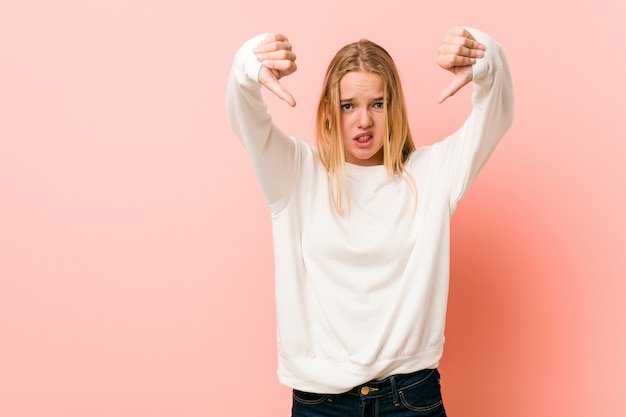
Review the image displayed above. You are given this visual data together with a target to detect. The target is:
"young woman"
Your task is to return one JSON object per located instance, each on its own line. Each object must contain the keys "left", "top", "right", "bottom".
{"left": 227, "top": 26, "right": 514, "bottom": 417}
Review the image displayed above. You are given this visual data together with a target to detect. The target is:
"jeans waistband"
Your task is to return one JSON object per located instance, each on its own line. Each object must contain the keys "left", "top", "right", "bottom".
{"left": 344, "top": 368, "right": 438, "bottom": 399}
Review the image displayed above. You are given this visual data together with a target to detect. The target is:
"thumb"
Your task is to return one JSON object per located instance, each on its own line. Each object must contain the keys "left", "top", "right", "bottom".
{"left": 266, "top": 78, "right": 296, "bottom": 107}
{"left": 259, "top": 67, "right": 296, "bottom": 107}
{"left": 437, "top": 67, "right": 472, "bottom": 104}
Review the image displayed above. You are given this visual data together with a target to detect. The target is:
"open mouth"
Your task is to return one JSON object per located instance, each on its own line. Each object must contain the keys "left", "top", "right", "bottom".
{"left": 354, "top": 132, "right": 373, "bottom": 145}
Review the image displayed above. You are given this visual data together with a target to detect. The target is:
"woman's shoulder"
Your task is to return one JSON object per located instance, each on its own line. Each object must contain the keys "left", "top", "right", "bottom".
{"left": 404, "top": 139, "right": 452, "bottom": 178}
{"left": 407, "top": 142, "right": 438, "bottom": 164}
{"left": 287, "top": 136, "right": 324, "bottom": 173}
{"left": 292, "top": 137, "right": 316, "bottom": 158}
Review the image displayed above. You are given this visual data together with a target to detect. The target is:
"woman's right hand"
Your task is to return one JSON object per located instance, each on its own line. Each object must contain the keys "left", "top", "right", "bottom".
{"left": 436, "top": 26, "right": 485, "bottom": 103}
{"left": 253, "top": 33, "right": 298, "bottom": 107}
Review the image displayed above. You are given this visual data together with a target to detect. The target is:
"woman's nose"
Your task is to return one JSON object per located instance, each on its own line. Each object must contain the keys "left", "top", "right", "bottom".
{"left": 357, "top": 109, "right": 373, "bottom": 128}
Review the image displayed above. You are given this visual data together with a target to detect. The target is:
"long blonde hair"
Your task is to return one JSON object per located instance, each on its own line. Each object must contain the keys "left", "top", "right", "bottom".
{"left": 316, "top": 39, "right": 416, "bottom": 215}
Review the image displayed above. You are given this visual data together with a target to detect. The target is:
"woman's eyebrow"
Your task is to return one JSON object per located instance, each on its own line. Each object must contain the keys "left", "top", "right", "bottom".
{"left": 339, "top": 96, "right": 385, "bottom": 103}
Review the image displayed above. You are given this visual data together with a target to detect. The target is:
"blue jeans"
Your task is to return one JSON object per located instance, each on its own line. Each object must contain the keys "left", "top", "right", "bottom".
{"left": 291, "top": 368, "right": 447, "bottom": 417}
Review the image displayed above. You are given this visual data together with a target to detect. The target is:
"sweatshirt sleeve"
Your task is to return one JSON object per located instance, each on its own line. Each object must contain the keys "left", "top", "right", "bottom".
{"left": 439, "top": 27, "right": 515, "bottom": 213}
{"left": 226, "top": 34, "right": 299, "bottom": 214}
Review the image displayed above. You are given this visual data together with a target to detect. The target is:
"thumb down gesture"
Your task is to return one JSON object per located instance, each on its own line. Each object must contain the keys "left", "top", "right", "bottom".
{"left": 436, "top": 27, "right": 486, "bottom": 103}
{"left": 253, "top": 33, "right": 298, "bottom": 107}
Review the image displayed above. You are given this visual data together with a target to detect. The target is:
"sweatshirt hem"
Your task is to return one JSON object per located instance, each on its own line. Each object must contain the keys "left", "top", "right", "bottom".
{"left": 277, "top": 345, "right": 443, "bottom": 394}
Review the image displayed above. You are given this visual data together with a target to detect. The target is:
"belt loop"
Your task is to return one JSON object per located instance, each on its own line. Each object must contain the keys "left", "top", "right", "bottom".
{"left": 390, "top": 376, "right": 400, "bottom": 406}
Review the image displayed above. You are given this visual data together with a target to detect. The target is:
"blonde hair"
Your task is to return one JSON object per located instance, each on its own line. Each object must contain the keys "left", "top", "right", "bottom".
{"left": 315, "top": 39, "right": 416, "bottom": 215}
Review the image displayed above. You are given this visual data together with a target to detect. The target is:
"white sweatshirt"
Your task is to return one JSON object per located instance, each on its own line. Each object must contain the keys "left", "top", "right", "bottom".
{"left": 227, "top": 28, "right": 514, "bottom": 394}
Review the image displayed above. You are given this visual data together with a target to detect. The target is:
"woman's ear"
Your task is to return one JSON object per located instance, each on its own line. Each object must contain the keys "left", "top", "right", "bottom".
{"left": 324, "top": 98, "right": 330, "bottom": 118}
{"left": 324, "top": 98, "right": 332, "bottom": 130}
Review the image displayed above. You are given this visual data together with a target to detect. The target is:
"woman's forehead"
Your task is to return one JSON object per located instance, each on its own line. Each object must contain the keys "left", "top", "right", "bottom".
{"left": 339, "top": 71, "right": 384, "bottom": 98}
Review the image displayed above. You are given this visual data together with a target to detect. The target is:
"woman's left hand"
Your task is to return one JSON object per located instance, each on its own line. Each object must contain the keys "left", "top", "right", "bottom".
{"left": 253, "top": 33, "right": 298, "bottom": 107}
{"left": 436, "top": 27, "right": 486, "bottom": 103}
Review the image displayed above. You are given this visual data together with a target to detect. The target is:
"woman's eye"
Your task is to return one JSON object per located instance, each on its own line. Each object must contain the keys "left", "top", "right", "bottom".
{"left": 373, "top": 102, "right": 384, "bottom": 109}
{"left": 341, "top": 104, "right": 353, "bottom": 111}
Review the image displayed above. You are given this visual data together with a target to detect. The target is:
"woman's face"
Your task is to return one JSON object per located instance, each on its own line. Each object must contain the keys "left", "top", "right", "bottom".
{"left": 338, "top": 71, "right": 385, "bottom": 166}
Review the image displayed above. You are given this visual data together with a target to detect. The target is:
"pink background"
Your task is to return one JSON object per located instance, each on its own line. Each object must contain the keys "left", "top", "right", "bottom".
{"left": 1, "top": 1, "right": 624, "bottom": 416}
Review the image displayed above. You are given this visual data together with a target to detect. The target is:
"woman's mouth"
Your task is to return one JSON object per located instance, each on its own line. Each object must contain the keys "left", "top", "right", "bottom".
{"left": 353, "top": 132, "right": 373, "bottom": 146}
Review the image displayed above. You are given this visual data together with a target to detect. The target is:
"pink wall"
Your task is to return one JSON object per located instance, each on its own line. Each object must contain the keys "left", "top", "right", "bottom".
{"left": 1, "top": 1, "right": 624, "bottom": 416}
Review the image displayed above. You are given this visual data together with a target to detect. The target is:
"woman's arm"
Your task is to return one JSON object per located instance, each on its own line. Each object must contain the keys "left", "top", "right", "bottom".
{"left": 226, "top": 33, "right": 300, "bottom": 213}
{"left": 436, "top": 27, "right": 515, "bottom": 212}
